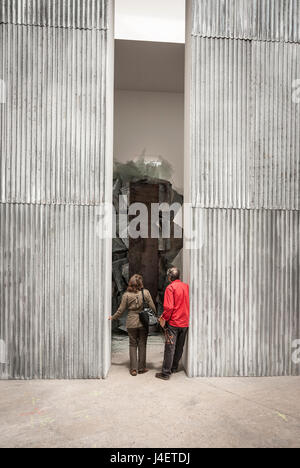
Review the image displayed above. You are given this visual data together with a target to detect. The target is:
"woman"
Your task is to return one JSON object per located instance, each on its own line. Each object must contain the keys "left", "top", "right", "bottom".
{"left": 109, "top": 274, "right": 157, "bottom": 376}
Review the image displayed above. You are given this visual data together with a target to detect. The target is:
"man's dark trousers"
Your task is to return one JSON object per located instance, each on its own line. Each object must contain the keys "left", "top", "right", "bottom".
{"left": 162, "top": 324, "right": 188, "bottom": 376}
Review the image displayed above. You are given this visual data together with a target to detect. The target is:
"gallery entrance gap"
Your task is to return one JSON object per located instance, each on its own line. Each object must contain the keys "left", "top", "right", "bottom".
{"left": 110, "top": 1, "right": 187, "bottom": 372}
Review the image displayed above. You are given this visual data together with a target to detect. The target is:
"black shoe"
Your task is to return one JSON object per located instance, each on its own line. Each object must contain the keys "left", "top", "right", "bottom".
{"left": 155, "top": 373, "right": 170, "bottom": 381}
{"left": 171, "top": 368, "right": 180, "bottom": 374}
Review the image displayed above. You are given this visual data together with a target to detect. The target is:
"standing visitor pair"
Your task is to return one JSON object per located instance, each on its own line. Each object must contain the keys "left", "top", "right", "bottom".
{"left": 110, "top": 268, "right": 190, "bottom": 379}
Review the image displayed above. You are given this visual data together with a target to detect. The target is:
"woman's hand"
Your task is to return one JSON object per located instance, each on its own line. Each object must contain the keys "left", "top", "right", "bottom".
{"left": 159, "top": 317, "right": 166, "bottom": 328}
{"left": 108, "top": 316, "right": 113, "bottom": 321}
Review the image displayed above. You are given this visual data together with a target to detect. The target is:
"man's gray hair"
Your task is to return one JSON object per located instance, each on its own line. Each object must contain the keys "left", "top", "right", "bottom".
{"left": 167, "top": 267, "right": 180, "bottom": 282}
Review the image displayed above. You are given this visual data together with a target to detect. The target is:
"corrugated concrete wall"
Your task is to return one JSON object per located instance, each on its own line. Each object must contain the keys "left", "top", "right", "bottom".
{"left": 193, "top": 0, "right": 300, "bottom": 43}
{"left": 187, "top": 0, "right": 300, "bottom": 376}
{"left": 0, "top": 0, "right": 113, "bottom": 379}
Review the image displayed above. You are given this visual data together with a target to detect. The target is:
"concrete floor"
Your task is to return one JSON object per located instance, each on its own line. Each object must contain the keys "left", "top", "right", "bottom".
{"left": 1, "top": 334, "right": 300, "bottom": 448}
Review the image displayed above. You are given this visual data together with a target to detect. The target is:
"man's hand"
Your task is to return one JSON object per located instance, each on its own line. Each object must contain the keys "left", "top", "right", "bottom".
{"left": 159, "top": 317, "right": 166, "bottom": 328}
{"left": 108, "top": 316, "right": 113, "bottom": 321}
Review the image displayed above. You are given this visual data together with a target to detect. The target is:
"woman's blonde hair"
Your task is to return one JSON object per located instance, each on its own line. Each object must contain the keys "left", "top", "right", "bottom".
{"left": 127, "top": 274, "right": 144, "bottom": 293}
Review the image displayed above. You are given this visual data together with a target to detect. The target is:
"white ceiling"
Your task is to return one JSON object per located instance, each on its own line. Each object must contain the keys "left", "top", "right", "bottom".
{"left": 115, "top": 40, "right": 185, "bottom": 93}
{"left": 115, "top": 0, "right": 186, "bottom": 43}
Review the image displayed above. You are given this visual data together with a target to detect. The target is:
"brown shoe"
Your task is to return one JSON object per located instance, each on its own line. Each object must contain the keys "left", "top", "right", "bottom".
{"left": 155, "top": 373, "right": 170, "bottom": 381}
{"left": 130, "top": 370, "right": 137, "bottom": 376}
{"left": 138, "top": 369, "right": 149, "bottom": 374}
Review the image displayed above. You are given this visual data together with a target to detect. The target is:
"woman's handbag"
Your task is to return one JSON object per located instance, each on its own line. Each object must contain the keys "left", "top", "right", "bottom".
{"left": 139, "top": 289, "right": 158, "bottom": 330}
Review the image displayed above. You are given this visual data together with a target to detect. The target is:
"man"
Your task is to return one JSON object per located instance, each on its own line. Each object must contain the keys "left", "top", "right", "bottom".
{"left": 156, "top": 267, "right": 190, "bottom": 380}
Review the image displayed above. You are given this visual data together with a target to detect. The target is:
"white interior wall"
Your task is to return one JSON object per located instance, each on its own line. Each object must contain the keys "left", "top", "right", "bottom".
{"left": 114, "top": 89, "right": 185, "bottom": 194}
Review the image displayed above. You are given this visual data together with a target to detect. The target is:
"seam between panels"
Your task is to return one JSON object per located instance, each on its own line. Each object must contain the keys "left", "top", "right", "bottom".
{"left": 0, "top": 21, "right": 108, "bottom": 32}
{"left": 0, "top": 202, "right": 105, "bottom": 206}
{"left": 190, "top": 33, "right": 300, "bottom": 45}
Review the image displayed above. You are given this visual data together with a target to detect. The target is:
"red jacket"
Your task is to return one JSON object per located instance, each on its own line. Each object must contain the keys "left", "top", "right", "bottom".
{"left": 162, "top": 280, "right": 190, "bottom": 328}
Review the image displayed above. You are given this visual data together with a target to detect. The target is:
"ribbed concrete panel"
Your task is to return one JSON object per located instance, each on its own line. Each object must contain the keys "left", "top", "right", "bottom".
{"left": 0, "top": 204, "right": 109, "bottom": 379}
{"left": 0, "top": 24, "right": 107, "bottom": 204}
{"left": 191, "top": 37, "right": 300, "bottom": 209}
{"left": 191, "top": 37, "right": 252, "bottom": 209}
{"left": 187, "top": 0, "right": 300, "bottom": 377}
{"left": 188, "top": 208, "right": 300, "bottom": 377}
{"left": 193, "top": 0, "right": 300, "bottom": 43}
{"left": 0, "top": 0, "right": 108, "bottom": 30}
{"left": 0, "top": 0, "right": 113, "bottom": 379}
{"left": 251, "top": 41, "right": 300, "bottom": 209}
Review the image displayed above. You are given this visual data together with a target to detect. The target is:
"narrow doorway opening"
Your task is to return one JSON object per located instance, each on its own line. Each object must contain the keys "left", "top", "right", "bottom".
{"left": 111, "top": 0, "right": 186, "bottom": 373}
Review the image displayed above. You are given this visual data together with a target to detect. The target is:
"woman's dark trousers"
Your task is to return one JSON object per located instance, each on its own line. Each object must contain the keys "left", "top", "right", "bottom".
{"left": 127, "top": 327, "right": 148, "bottom": 371}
